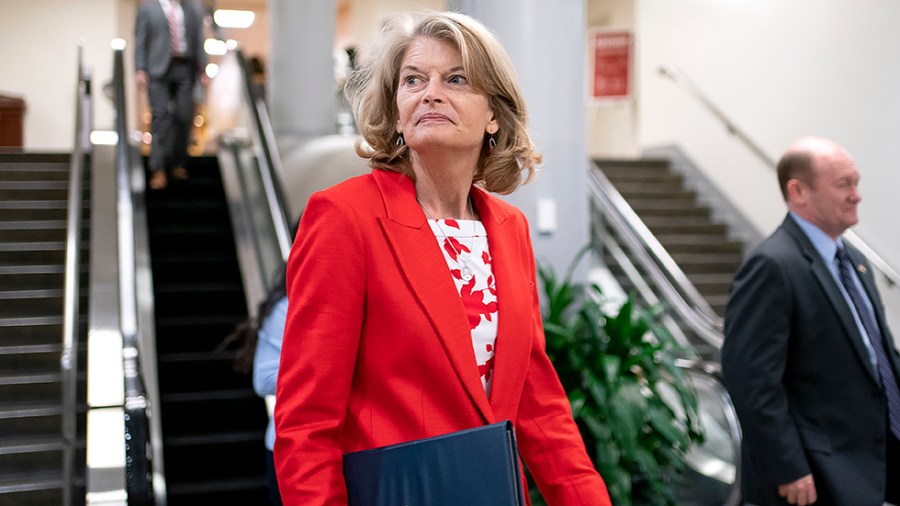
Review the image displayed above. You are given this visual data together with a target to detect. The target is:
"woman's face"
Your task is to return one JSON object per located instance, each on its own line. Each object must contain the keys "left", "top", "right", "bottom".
{"left": 395, "top": 37, "right": 497, "bottom": 158}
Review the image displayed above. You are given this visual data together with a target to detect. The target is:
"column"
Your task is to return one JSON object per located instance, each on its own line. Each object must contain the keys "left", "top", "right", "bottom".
{"left": 268, "top": 0, "right": 337, "bottom": 146}
{"left": 450, "top": 0, "right": 590, "bottom": 278}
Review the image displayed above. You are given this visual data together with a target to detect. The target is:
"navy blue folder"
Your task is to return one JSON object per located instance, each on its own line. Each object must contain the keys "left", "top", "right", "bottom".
{"left": 343, "top": 420, "right": 526, "bottom": 506}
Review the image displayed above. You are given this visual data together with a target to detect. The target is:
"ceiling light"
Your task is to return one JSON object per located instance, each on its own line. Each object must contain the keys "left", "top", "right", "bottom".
{"left": 214, "top": 9, "right": 255, "bottom": 29}
{"left": 204, "top": 38, "right": 227, "bottom": 56}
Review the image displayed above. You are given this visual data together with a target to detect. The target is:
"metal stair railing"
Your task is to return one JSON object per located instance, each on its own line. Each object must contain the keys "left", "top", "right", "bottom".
{"left": 588, "top": 161, "right": 742, "bottom": 506}
{"left": 589, "top": 163, "right": 724, "bottom": 350}
{"left": 61, "top": 41, "right": 91, "bottom": 506}
{"left": 659, "top": 64, "right": 900, "bottom": 290}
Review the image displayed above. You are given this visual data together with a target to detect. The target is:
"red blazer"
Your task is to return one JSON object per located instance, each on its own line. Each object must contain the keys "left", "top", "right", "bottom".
{"left": 274, "top": 169, "right": 610, "bottom": 505}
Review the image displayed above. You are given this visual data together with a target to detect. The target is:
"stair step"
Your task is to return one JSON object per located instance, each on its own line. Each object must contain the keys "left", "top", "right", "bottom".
{"left": 0, "top": 403, "right": 63, "bottom": 439}
{"left": 0, "top": 289, "right": 68, "bottom": 320}
{"left": 0, "top": 188, "right": 68, "bottom": 203}
{"left": 688, "top": 272, "right": 737, "bottom": 287}
{"left": 0, "top": 471, "right": 62, "bottom": 495}
{"left": 0, "top": 317, "right": 64, "bottom": 347}
{"left": 1, "top": 228, "right": 72, "bottom": 244}
{"left": 0, "top": 219, "right": 67, "bottom": 230}
{"left": 0, "top": 342, "right": 62, "bottom": 371}
{"left": 0, "top": 267, "right": 68, "bottom": 291}
{"left": 615, "top": 183, "right": 696, "bottom": 198}
{"left": 644, "top": 220, "right": 728, "bottom": 236}
{"left": 604, "top": 171, "right": 683, "bottom": 185}
{"left": 0, "top": 436, "right": 64, "bottom": 478}
{"left": 0, "top": 164, "right": 69, "bottom": 179}
{"left": 624, "top": 198, "right": 711, "bottom": 211}
{"left": 655, "top": 234, "right": 743, "bottom": 254}
{"left": 0, "top": 436, "right": 64, "bottom": 456}
{"left": 0, "top": 199, "right": 84, "bottom": 222}
{"left": 0, "top": 371, "right": 62, "bottom": 404}
{"left": 597, "top": 163, "right": 672, "bottom": 180}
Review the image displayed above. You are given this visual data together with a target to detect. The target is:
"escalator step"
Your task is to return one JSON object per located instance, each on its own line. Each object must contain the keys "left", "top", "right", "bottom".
{"left": 159, "top": 389, "right": 266, "bottom": 438}
{"left": 157, "top": 350, "right": 250, "bottom": 393}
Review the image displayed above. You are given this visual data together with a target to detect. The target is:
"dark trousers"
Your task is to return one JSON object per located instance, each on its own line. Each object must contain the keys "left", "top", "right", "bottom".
{"left": 265, "top": 449, "right": 283, "bottom": 506}
{"left": 887, "top": 433, "right": 900, "bottom": 505}
{"left": 147, "top": 58, "right": 194, "bottom": 172}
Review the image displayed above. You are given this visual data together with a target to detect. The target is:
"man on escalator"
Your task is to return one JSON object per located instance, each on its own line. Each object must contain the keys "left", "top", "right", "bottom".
{"left": 134, "top": 0, "right": 208, "bottom": 190}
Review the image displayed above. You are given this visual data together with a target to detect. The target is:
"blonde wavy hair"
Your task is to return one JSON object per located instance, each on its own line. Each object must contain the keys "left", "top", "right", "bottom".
{"left": 345, "top": 10, "right": 540, "bottom": 195}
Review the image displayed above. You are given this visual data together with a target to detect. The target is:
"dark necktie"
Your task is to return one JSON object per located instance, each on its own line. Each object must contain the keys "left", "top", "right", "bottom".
{"left": 836, "top": 246, "right": 900, "bottom": 439}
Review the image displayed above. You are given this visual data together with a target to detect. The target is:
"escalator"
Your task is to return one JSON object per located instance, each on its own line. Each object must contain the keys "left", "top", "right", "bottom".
{"left": 588, "top": 161, "right": 742, "bottom": 505}
{"left": 144, "top": 155, "right": 268, "bottom": 504}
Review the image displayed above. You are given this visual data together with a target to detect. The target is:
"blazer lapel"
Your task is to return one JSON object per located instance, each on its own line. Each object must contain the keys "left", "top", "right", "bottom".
{"left": 372, "top": 170, "right": 495, "bottom": 423}
{"left": 783, "top": 217, "right": 881, "bottom": 384}
{"left": 471, "top": 189, "right": 532, "bottom": 418}
{"left": 846, "top": 246, "right": 900, "bottom": 374}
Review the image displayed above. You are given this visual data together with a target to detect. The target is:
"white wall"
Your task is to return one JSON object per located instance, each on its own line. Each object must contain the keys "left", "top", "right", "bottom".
{"left": 586, "top": 0, "right": 639, "bottom": 158}
{"left": 636, "top": 0, "right": 900, "bottom": 274}
{"left": 0, "top": 0, "right": 133, "bottom": 150}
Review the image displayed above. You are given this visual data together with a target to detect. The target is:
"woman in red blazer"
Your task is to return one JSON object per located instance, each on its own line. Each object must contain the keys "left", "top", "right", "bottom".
{"left": 274, "top": 11, "right": 611, "bottom": 505}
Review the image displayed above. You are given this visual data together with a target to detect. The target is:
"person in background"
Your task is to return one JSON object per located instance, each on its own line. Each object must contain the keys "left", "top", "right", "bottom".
{"left": 274, "top": 10, "right": 611, "bottom": 505}
{"left": 722, "top": 136, "right": 900, "bottom": 505}
{"left": 134, "top": 0, "right": 208, "bottom": 190}
{"left": 248, "top": 55, "right": 268, "bottom": 103}
{"left": 222, "top": 268, "right": 287, "bottom": 506}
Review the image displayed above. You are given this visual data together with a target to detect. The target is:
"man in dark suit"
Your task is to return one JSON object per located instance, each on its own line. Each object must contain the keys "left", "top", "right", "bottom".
{"left": 722, "top": 136, "right": 900, "bottom": 505}
{"left": 135, "top": 0, "right": 207, "bottom": 190}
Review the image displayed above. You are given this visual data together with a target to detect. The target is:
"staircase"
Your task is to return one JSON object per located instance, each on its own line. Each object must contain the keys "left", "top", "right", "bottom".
{"left": 0, "top": 152, "right": 88, "bottom": 505}
{"left": 594, "top": 159, "right": 744, "bottom": 319}
{"left": 145, "top": 156, "right": 268, "bottom": 505}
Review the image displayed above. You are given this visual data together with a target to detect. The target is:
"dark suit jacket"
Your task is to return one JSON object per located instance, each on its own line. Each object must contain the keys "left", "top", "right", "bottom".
{"left": 135, "top": 0, "right": 206, "bottom": 79}
{"left": 722, "top": 214, "right": 900, "bottom": 506}
{"left": 274, "top": 169, "right": 610, "bottom": 505}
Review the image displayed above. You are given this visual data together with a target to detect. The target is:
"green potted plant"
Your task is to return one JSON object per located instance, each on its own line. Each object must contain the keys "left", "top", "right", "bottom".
{"left": 533, "top": 249, "right": 704, "bottom": 506}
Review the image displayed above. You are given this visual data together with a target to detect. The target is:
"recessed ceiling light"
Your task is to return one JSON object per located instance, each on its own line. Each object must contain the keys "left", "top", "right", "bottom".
{"left": 214, "top": 9, "right": 255, "bottom": 29}
{"left": 204, "top": 38, "right": 228, "bottom": 56}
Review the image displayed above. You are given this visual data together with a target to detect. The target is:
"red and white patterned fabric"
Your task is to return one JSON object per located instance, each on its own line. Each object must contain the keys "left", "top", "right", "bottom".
{"left": 426, "top": 218, "right": 498, "bottom": 395}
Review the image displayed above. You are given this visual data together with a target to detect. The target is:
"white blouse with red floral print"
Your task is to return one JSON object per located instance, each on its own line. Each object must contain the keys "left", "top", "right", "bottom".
{"left": 425, "top": 218, "right": 498, "bottom": 396}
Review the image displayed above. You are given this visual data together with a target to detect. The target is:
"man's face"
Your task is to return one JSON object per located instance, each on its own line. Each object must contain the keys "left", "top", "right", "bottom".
{"left": 801, "top": 149, "right": 861, "bottom": 238}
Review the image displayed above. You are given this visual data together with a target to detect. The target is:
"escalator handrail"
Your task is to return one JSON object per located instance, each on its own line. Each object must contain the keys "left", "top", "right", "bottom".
{"left": 111, "top": 44, "right": 155, "bottom": 506}
{"left": 589, "top": 163, "right": 724, "bottom": 349}
{"left": 61, "top": 42, "right": 91, "bottom": 506}
{"left": 234, "top": 48, "right": 293, "bottom": 263}
{"left": 684, "top": 364, "right": 742, "bottom": 506}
